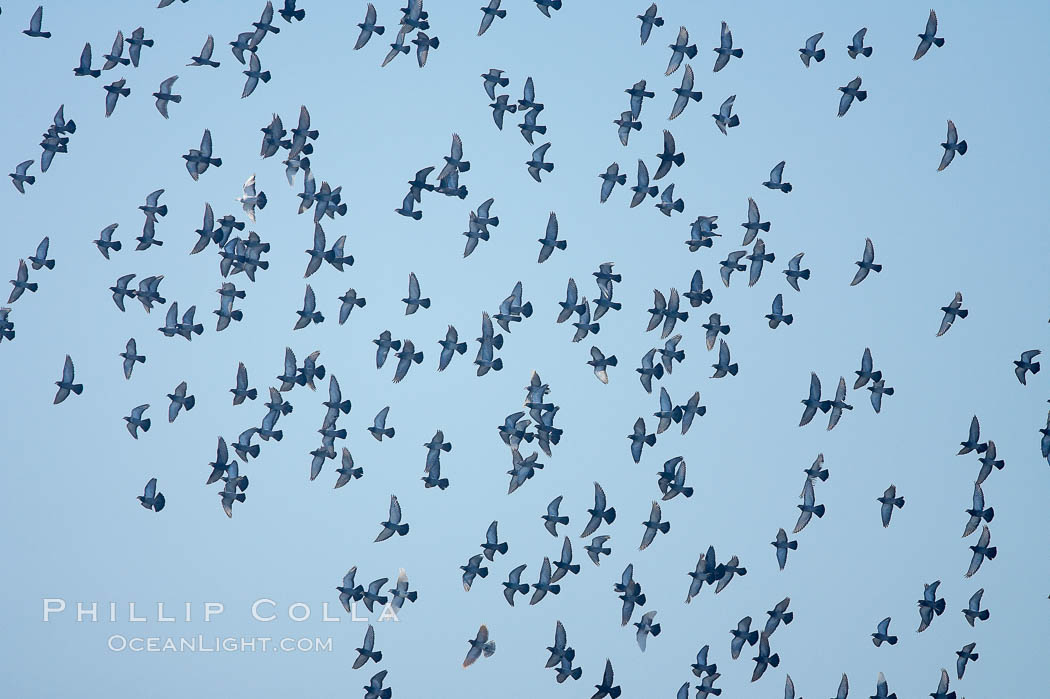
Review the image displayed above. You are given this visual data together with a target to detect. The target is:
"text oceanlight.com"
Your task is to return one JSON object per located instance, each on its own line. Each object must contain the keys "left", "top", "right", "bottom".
{"left": 106, "top": 635, "right": 334, "bottom": 653}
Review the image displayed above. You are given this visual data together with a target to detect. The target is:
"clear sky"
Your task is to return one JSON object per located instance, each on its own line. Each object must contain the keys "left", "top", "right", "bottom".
{"left": 1, "top": 1, "right": 1048, "bottom": 697}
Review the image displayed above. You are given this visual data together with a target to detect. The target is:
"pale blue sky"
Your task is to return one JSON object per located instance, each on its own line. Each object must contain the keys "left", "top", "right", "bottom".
{"left": 1, "top": 1, "right": 1048, "bottom": 697}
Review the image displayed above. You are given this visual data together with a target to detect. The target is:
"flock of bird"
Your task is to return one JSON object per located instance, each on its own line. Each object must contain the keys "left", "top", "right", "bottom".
{"left": 3, "top": 2, "right": 1044, "bottom": 698}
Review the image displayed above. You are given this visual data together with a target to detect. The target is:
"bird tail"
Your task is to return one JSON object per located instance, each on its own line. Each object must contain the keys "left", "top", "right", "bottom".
{"left": 658, "top": 521, "right": 670, "bottom": 533}
{"left": 293, "top": 8, "right": 305, "bottom": 20}
{"left": 783, "top": 315, "right": 793, "bottom": 325}
{"left": 977, "top": 609, "right": 989, "bottom": 621}
{"left": 521, "top": 302, "right": 533, "bottom": 317}
{"left": 815, "top": 49, "right": 826, "bottom": 62}
{"left": 272, "top": 430, "right": 283, "bottom": 441}
{"left": 933, "top": 37, "right": 945, "bottom": 47}
{"left": 384, "top": 428, "right": 395, "bottom": 438}
{"left": 934, "top": 599, "right": 946, "bottom": 614}
{"left": 645, "top": 434, "right": 657, "bottom": 447}
{"left": 672, "top": 153, "right": 685, "bottom": 167}
{"left": 957, "top": 309, "right": 969, "bottom": 318}
{"left": 260, "top": 71, "right": 272, "bottom": 82}
{"left": 65, "top": 119, "right": 77, "bottom": 133}
{"left": 71, "top": 384, "right": 84, "bottom": 395}
{"left": 957, "top": 140, "right": 967, "bottom": 155}
{"left": 411, "top": 210, "right": 422, "bottom": 220}
{"left": 787, "top": 541, "right": 797, "bottom": 550}
{"left": 781, "top": 183, "right": 793, "bottom": 193}
{"left": 604, "top": 508, "right": 616, "bottom": 524}
{"left": 248, "top": 444, "right": 261, "bottom": 458}
{"left": 491, "top": 358, "right": 503, "bottom": 371}
{"left": 856, "top": 90, "right": 867, "bottom": 101}
{"left": 419, "top": 298, "right": 431, "bottom": 309}
{"left": 732, "top": 48, "right": 743, "bottom": 58}
{"left": 555, "top": 240, "right": 567, "bottom": 250}
{"left": 246, "top": 388, "right": 258, "bottom": 400}
{"left": 397, "top": 523, "right": 409, "bottom": 536}
{"left": 184, "top": 396, "right": 196, "bottom": 411}
{"left": 813, "top": 504, "right": 825, "bottom": 518}
{"left": 141, "top": 419, "right": 152, "bottom": 432}
{"left": 727, "top": 115, "right": 740, "bottom": 127}
{"left": 769, "top": 653, "right": 780, "bottom": 667}
{"left": 653, "top": 364, "right": 665, "bottom": 379}
{"left": 728, "top": 363, "right": 739, "bottom": 376}
{"left": 983, "top": 507, "right": 994, "bottom": 522}
{"left": 231, "top": 310, "right": 243, "bottom": 321}
{"left": 986, "top": 546, "right": 997, "bottom": 559}
{"left": 492, "top": 334, "right": 504, "bottom": 350}
{"left": 647, "top": 185, "right": 658, "bottom": 196}
{"left": 871, "top": 263, "right": 883, "bottom": 273}
{"left": 256, "top": 192, "right": 267, "bottom": 209}
{"left": 673, "top": 200, "right": 685, "bottom": 213}
{"left": 685, "top": 45, "right": 698, "bottom": 59}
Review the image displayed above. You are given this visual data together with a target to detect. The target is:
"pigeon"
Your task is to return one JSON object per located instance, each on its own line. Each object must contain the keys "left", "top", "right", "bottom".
{"left": 748, "top": 239, "right": 775, "bottom": 286}
{"left": 75, "top": 43, "right": 102, "bottom": 77}
{"left": 537, "top": 212, "right": 565, "bottom": 262}
{"left": 848, "top": 27, "right": 873, "bottom": 58}
{"left": 589, "top": 347, "right": 618, "bottom": 384}
{"left": 1014, "top": 350, "right": 1041, "bottom": 385}
{"left": 850, "top": 238, "right": 881, "bottom": 285}
{"left": 837, "top": 76, "right": 867, "bottom": 117}
{"left": 229, "top": 362, "right": 256, "bottom": 405}
{"left": 799, "top": 373, "right": 829, "bottom": 427}
{"left": 955, "top": 644, "right": 978, "bottom": 680}
{"left": 237, "top": 175, "right": 267, "bottom": 222}
{"left": 936, "top": 292, "right": 967, "bottom": 336}
{"left": 713, "top": 21, "right": 743, "bottom": 72}
{"left": 119, "top": 338, "right": 145, "bottom": 380}
{"left": 382, "top": 26, "right": 412, "bottom": 66}
{"left": 598, "top": 163, "right": 627, "bottom": 203}
{"left": 369, "top": 407, "right": 395, "bottom": 441}
{"left": 53, "top": 355, "right": 83, "bottom": 404}
{"left": 437, "top": 326, "right": 467, "bottom": 371}
{"left": 137, "top": 478, "right": 165, "bottom": 512}
{"left": 719, "top": 251, "right": 747, "bottom": 287}
{"left": 153, "top": 76, "right": 181, "bottom": 118}
{"left": 334, "top": 448, "right": 363, "bottom": 488}
{"left": 411, "top": 31, "right": 439, "bottom": 67}
{"left": 868, "top": 379, "right": 894, "bottom": 413}
{"left": 628, "top": 418, "right": 657, "bottom": 463}
{"left": 104, "top": 79, "right": 131, "bottom": 117}
{"left": 124, "top": 404, "right": 151, "bottom": 439}
{"left": 279, "top": 0, "right": 306, "bottom": 22}
{"left": 965, "top": 525, "right": 996, "bottom": 577}
{"left": 825, "top": 377, "right": 853, "bottom": 430}
{"left": 585, "top": 535, "right": 612, "bottom": 565}
{"left": 976, "top": 439, "right": 1005, "bottom": 485}
{"left": 938, "top": 120, "right": 967, "bottom": 170}
{"left": 684, "top": 270, "right": 712, "bottom": 308}
{"left": 626, "top": 79, "right": 655, "bottom": 118}
{"left": 730, "top": 616, "right": 759, "bottom": 659}
{"left": 711, "top": 339, "right": 738, "bottom": 378}
{"left": 637, "top": 4, "right": 663, "bottom": 45}
{"left": 229, "top": 32, "right": 259, "bottom": 65}
{"left": 741, "top": 197, "right": 770, "bottom": 245}
{"left": 634, "top": 610, "right": 661, "bottom": 651}
{"left": 765, "top": 597, "right": 793, "bottom": 636}
{"left": 502, "top": 564, "right": 529, "bottom": 606}
{"left": 614, "top": 110, "right": 641, "bottom": 146}
{"left": 27, "top": 237, "right": 54, "bottom": 272}
{"left": 666, "top": 26, "right": 697, "bottom": 76}
{"left": 478, "top": 0, "right": 506, "bottom": 36}
{"left": 914, "top": 10, "right": 945, "bottom": 60}
{"left": 751, "top": 631, "right": 780, "bottom": 682}
{"left": 871, "top": 617, "right": 898, "bottom": 647}
{"left": 763, "top": 161, "right": 792, "bottom": 193}
{"left": 355, "top": 3, "right": 385, "bottom": 49}
{"left": 530, "top": 557, "right": 560, "bottom": 605}
{"left": 656, "top": 184, "right": 684, "bottom": 216}
{"left": 242, "top": 52, "right": 271, "bottom": 98}
{"left": 783, "top": 252, "right": 810, "bottom": 292}
{"left": 658, "top": 335, "right": 684, "bottom": 374}
{"left": 293, "top": 284, "right": 324, "bottom": 329}
{"left": 854, "top": 348, "right": 882, "bottom": 388}
{"left": 375, "top": 495, "right": 409, "bottom": 542}
{"left": 772, "top": 528, "right": 797, "bottom": 570}
{"left": 125, "top": 27, "right": 154, "bottom": 67}
{"left": 542, "top": 497, "right": 569, "bottom": 537}
{"left": 23, "top": 6, "right": 51, "bottom": 38}
{"left": 527, "top": 143, "right": 554, "bottom": 183}
{"left": 878, "top": 485, "right": 905, "bottom": 527}
{"left": 917, "top": 580, "right": 946, "bottom": 632}
{"left": 189, "top": 35, "right": 220, "bottom": 67}
{"left": 353, "top": 625, "right": 381, "bottom": 670}
{"left": 391, "top": 338, "right": 424, "bottom": 383}
{"left": 691, "top": 645, "right": 717, "bottom": 678}
{"left": 713, "top": 94, "right": 740, "bottom": 134}
{"left": 639, "top": 501, "right": 669, "bottom": 549}
{"left": 872, "top": 672, "right": 896, "bottom": 699}
{"left": 94, "top": 223, "right": 121, "bottom": 259}
{"left": 9, "top": 160, "right": 35, "bottom": 194}
{"left": 630, "top": 160, "right": 659, "bottom": 207}
{"left": 669, "top": 64, "right": 702, "bottom": 119}
{"left": 962, "top": 588, "right": 989, "bottom": 626}
{"left": 654, "top": 131, "right": 685, "bottom": 180}
{"left": 794, "top": 478, "right": 825, "bottom": 533}
{"left": 581, "top": 482, "right": 616, "bottom": 538}
{"left": 402, "top": 273, "right": 430, "bottom": 314}
{"left": 183, "top": 129, "right": 222, "bottom": 180}
{"left": 703, "top": 313, "right": 730, "bottom": 351}
{"left": 636, "top": 348, "right": 664, "bottom": 393}
{"left": 799, "top": 32, "right": 826, "bottom": 66}
{"left": 533, "top": 0, "right": 562, "bottom": 18}
{"left": 166, "top": 381, "right": 195, "bottom": 422}
{"left": 654, "top": 387, "right": 677, "bottom": 434}
{"left": 592, "top": 659, "right": 621, "bottom": 699}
